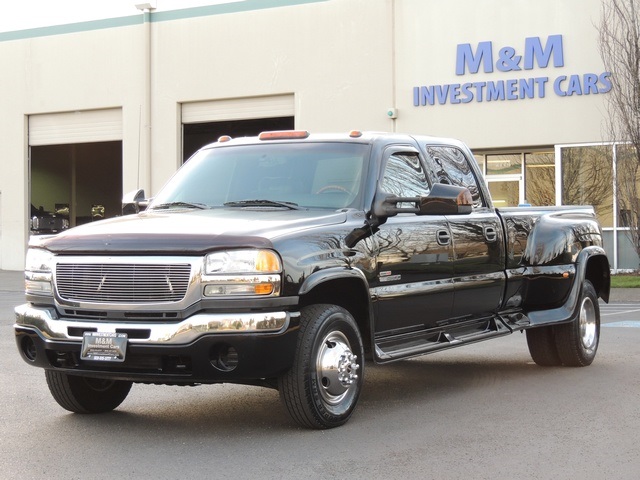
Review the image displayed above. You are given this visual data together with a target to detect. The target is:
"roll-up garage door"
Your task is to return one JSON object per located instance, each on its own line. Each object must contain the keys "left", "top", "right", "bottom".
{"left": 29, "top": 108, "right": 122, "bottom": 146}
{"left": 181, "top": 94, "right": 294, "bottom": 124}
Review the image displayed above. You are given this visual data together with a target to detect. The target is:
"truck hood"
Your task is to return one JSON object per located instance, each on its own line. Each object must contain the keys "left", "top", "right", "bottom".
{"left": 40, "top": 208, "right": 349, "bottom": 254}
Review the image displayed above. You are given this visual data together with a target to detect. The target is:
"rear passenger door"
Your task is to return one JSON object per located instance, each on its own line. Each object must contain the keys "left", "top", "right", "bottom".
{"left": 423, "top": 145, "right": 505, "bottom": 319}
{"left": 371, "top": 146, "right": 454, "bottom": 334}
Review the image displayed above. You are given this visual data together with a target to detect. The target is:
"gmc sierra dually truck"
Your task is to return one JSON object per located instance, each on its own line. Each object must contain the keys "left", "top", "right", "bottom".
{"left": 15, "top": 130, "right": 610, "bottom": 429}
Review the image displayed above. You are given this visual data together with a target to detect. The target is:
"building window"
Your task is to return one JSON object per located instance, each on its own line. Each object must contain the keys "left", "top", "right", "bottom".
{"left": 473, "top": 154, "right": 485, "bottom": 175}
{"left": 615, "top": 144, "right": 639, "bottom": 228}
{"left": 560, "top": 145, "right": 613, "bottom": 228}
{"left": 475, "top": 143, "right": 637, "bottom": 270}
{"left": 474, "top": 152, "right": 526, "bottom": 207}
{"left": 487, "top": 180, "right": 520, "bottom": 207}
{"left": 525, "top": 152, "right": 555, "bottom": 206}
{"left": 486, "top": 154, "right": 522, "bottom": 175}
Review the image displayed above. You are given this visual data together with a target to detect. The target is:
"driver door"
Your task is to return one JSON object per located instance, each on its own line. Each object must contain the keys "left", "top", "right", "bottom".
{"left": 370, "top": 147, "right": 455, "bottom": 334}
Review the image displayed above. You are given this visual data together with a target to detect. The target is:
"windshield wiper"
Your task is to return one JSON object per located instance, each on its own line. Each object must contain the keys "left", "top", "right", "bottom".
{"left": 151, "top": 201, "right": 208, "bottom": 210}
{"left": 223, "top": 199, "right": 303, "bottom": 210}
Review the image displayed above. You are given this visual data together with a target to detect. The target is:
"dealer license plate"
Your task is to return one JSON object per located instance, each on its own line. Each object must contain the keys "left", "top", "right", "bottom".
{"left": 81, "top": 332, "right": 128, "bottom": 362}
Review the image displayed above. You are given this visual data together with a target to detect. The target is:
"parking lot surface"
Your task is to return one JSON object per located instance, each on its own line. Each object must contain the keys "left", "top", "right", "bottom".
{"left": 1, "top": 270, "right": 639, "bottom": 479}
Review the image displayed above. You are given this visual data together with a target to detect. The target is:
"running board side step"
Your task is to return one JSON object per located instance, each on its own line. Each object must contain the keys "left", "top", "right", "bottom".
{"left": 374, "top": 316, "right": 512, "bottom": 363}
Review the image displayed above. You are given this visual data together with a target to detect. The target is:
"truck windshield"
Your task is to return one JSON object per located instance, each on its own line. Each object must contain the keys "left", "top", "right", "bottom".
{"left": 150, "top": 142, "right": 368, "bottom": 210}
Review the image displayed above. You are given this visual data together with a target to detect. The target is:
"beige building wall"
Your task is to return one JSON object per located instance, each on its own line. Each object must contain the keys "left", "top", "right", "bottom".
{"left": 0, "top": 24, "right": 148, "bottom": 269}
{"left": 150, "top": 0, "right": 395, "bottom": 192}
{"left": 0, "top": 0, "right": 611, "bottom": 269}
{"left": 394, "top": 0, "right": 609, "bottom": 148}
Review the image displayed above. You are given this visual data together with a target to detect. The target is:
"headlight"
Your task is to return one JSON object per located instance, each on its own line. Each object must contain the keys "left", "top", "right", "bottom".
{"left": 204, "top": 250, "right": 281, "bottom": 274}
{"left": 203, "top": 249, "right": 282, "bottom": 297}
{"left": 25, "top": 248, "right": 55, "bottom": 295}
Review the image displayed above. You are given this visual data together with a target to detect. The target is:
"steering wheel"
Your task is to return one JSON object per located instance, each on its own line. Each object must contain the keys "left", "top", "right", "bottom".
{"left": 316, "top": 185, "right": 350, "bottom": 194}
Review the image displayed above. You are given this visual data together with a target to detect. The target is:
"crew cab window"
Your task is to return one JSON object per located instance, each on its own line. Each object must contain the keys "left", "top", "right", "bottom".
{"left": 381, "top": 152, "right": 430, "bottom": 199}
{"left": 426, "top": 146, "right": 484, "bottom": 208}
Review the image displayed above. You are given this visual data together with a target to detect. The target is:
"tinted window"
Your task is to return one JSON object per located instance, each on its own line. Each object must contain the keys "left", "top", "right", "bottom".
{"left": 426, "top": 146, "right": 483, "bottom": 207}
{"left": 381, "top": 152, "right": 430, "bottom": 198}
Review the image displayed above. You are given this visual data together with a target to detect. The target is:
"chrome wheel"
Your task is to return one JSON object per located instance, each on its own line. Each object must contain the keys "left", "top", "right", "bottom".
{"left": 279, "top": 304, "right": 364, "bottom": 428}
{"left": 579, "top": 296, "right": 597, "bottom": 351}
{"left": 316, "top": 331, "right": 360, "bottom": 407}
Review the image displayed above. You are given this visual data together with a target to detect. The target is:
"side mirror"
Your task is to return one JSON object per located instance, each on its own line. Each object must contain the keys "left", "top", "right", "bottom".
{"left": 372, "top": 183, "right": 473, "bottom": 219}
{"left": 418, "top": 183, "right": 473, "bottom": 215}
{"left": 122, "top": 189, "right": 148, "bottom": 215}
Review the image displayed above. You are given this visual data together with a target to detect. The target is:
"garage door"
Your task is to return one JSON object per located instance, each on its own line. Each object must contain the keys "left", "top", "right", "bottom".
{"left": 181, "top": 94, "right": 295, "bottom": 124}
{"left": 29, "top": 108, "right": 122, "bottom": 146}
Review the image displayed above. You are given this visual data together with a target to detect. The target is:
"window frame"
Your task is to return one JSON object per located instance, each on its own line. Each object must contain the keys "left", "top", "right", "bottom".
{"left": 424, "top": 144, "right": 488, "bottom": 209}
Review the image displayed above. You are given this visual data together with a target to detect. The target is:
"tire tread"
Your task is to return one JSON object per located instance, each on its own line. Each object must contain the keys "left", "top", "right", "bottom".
{"left": 45, "top": 370, "right": 132, "bottom": 413}
{"left": 526, "top": 326, "right": 562, "bottom": 366}
{"left": 279, "top": 304, "right": 363, "bottom": 429}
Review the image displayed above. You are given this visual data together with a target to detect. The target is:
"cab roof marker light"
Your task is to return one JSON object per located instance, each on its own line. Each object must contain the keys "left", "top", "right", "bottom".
{"left": 259, "top": 130, "right": 310, "bottom": 140}
{"left": 218, "top": 135, "right": 232, "bottom": 142}
{"left": 349, "top": 130, "right": 363, "bottom": 138}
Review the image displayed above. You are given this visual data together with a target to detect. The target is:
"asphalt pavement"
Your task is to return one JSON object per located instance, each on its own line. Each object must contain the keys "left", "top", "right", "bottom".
{"left": 1, "top": 268, "right": 639, "bottom": 479}
{"left": 0, "top": 270, "right": 22, "bottom": 292}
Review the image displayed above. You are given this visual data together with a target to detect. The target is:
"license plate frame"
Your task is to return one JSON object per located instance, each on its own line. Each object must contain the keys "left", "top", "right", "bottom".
{"left": 81, "top": 332, "right": 128, "bottom": 362}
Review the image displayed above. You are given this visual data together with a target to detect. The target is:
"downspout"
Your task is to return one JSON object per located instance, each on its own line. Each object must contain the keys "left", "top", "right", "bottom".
{"left": 137, "top": 3, "right": 155, "bottom": 194}
{"left": 390, "top": 0, "right": 397, "bottom": 132}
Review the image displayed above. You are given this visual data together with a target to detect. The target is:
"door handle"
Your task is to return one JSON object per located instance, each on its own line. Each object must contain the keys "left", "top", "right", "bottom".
{"left": 484, "top": 226, "right": 498, "bottom": 242}
{"left": 436, "top": 229, "right": 451, "bottom": 246}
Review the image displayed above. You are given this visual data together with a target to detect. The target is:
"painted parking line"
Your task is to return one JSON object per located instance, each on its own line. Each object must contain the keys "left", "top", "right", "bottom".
{"left": 602, "top": 321, "right": 640, "bottom": 328}
{"left": 601, "top": 306, "right": 640, "bottom": 310}
{"left": 600, "top": 304, "right": 640, "bottom": 308}
{"left": 601, "top": 308, "right": 640, "bottom": 317}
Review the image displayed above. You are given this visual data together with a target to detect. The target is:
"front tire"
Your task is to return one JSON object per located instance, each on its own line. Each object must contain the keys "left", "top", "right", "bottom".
{"left": 45, "top": 370, "right": 132, "bottom": 413}
{"left": 279, "top": 304, "right": 364, "bottom": 429}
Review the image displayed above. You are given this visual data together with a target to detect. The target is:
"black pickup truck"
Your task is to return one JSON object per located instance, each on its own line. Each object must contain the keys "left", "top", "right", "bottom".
{"left": 15, "top": 131, "right": 610, "bottom": 429}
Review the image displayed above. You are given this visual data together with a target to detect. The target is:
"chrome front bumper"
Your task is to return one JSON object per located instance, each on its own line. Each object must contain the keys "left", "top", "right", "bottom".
{"left": 14, "top": 303, "right": 294, "bottom": 345}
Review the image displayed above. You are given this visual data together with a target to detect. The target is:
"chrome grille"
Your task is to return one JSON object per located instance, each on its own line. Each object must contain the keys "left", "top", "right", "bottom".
{"left": 56, "top": 263, "right": 192, "bottom": 303}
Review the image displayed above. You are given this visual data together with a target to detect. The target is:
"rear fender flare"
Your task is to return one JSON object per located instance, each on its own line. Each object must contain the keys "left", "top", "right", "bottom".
{"left": 526, "top": 246, "right": 609, "bottom": 327}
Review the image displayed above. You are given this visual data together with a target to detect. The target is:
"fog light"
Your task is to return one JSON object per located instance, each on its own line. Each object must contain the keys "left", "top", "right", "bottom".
{"left": 21, "top": 336, "right": 37, "bottom": 362}
{"left": 210, "top": 344, "right": 238, "bottom": 372}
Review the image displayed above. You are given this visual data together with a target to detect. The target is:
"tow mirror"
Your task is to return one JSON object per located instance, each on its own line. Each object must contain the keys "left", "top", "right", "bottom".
{"left": 372, "top": 183, "right": 473, "bottom": 219}
{"left": 418, "top": 183, "right": 473, "bottom": 215}
{"left": 122, "top": 189, "right": 148, "bottom": 215}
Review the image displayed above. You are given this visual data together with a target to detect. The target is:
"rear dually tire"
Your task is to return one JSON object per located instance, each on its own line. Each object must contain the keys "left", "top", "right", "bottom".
{"left": 45, "top": 370, "right": 132, "bottom": 414}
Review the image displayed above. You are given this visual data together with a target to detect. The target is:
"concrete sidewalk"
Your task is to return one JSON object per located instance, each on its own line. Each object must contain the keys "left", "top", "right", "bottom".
{"left": 1, "top": 269, "right": 636, "bottom": 302}
{"left": 608, "top": 286, "right": 639, "bottom": 303}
